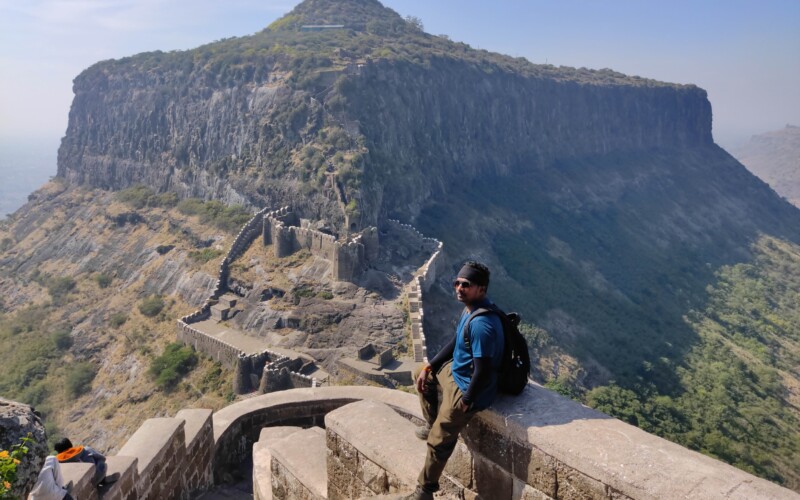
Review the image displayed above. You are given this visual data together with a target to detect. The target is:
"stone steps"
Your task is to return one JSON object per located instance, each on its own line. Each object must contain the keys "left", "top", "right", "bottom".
{"left": 325, "top": 400, "right": 467, "bottom": 499}
{"left": 266, "top": 427, "right": 328, "bottom": 500}
{"left": 253, "top": 427, "right": 304, "bottom": 500}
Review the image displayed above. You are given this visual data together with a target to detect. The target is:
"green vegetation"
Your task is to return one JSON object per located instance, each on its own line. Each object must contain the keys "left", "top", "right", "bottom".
{"left": 177, "top": 199, "right": 252, "bottom": 233}
{"left": 138, "top": 295, "right": 165, "bottom": 317}
{"left": 0, "top": 306, "right": 73, "bottom": 417}
{"left": 109, "top": 312, "right": 128, "bottom": 328}
{"left": 115, "top": 185, "right": 178, "bottom": 209}
{"left": 189, "top": 248, "right": 224, "bottom": 263}
{"left": 65, "top": 362, "right": 97, "bottom": 398}
{"left": 46, "top": 276, "right": 76, "bottom": 304}
{"left": 94, "top": 272, "right": 113, "bottom": 289}
{"left": 149, "top": 343, "right": 198, "bottom": 390}
{"left": 0, "top": 434, "right": 31, "bottom": 498}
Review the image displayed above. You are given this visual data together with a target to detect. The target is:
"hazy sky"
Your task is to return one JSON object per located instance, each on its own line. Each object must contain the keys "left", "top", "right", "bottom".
{"left": 1, "top": 0, "right": 798, "bottom": 149}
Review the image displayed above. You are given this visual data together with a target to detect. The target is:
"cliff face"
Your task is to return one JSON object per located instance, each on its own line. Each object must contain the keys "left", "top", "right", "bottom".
{"left": 56, "top": 0, "right": 711, "bottom": 231}
{"left": 342, "top": 58, "right": 712, "bottom": 221}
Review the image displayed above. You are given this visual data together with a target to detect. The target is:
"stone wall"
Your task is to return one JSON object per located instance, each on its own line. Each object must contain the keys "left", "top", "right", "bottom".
{"left": 177, "top": 320, "right": 240, "bottom": 369}
{"left": 58, "top": 409, "right": 214, "bottom": 500}
{"left": 38, "top": 383, "right": 798, "bottom": 499}
{"left": 263, "top": 206, "right": 380, "bottom": 282}
{"left": 384, "top": 219, "right": 444, "bottom": 363}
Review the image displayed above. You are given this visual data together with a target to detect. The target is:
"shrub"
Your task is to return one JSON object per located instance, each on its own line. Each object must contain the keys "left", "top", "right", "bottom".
{"left": 46, "top": 276, "right": 75, "bottom": 303}
{"left": 189, "top": 248, "right": 224, "bottom": 263}
{"left": 94, "top": 273, "right": 112, "bottom": 289}
{"left": 116, "top": 186, "right": 179, "bottom": 209}
{"left": 65, "top": 362, "right": 96, "bottom": 398}
{"left": 109, "top": 313, "right": 128, "bottom": 328}
{"left": 149, "top": 343, "right": 198, "bottom": 390}
{"left": 138, "top": 295, "right": 165, "bottom": 317}
{"left": 51, "top": 329, "right": 72, "bottom": 350}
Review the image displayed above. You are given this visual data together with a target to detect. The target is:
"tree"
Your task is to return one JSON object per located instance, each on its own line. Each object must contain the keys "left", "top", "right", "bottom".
{"left": 405, "top": 15, "right": 424, "bottom": 32}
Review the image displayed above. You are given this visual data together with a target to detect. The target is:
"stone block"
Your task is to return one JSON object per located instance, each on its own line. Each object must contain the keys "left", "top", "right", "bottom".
{"left": 175, "top": 408, "right": 212, "bottom": 449}
{"left": 356, "top": 454, "right": 388, "bottom": 494}
{"left": 324, "top": 400, "right": 425, "bottom": 490}
{"left": 444, "top": 440, "right": 473, "bottom": 488}
{"left": 259, "top": 425, "right": 303, "bottom": 443}
{"left": 267, "top": 427, "right": 327, "bottom": 498}
{"left": 60, "top": 462, "right": 98, "bottom": 500}
{"left": 511, "top": 441, "right": 557, "bottom": 498}
{"left": 512, "top": 478, "right": 554, "bottom": 500}
{"left": 253, "top": 441, "right": 273, "bottom": 500}
{"left": 462, "top": 416, "right": 512, "bottom": 471}
{"left": 473, "top": 452, "right": 513, "bottom": 500}
{"left": 98, "top": 455, "right": 137, "bottom": 500}
{"left": 555, "top": 464, "right": 609, "bottom": 500}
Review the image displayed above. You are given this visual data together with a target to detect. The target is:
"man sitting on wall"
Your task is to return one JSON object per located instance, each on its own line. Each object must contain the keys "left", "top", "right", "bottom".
{"left": 406, "top": 261, "right": 504, "bottom": 500}
{"left": 54, "top": 438, "right": 119, "bottom": 488}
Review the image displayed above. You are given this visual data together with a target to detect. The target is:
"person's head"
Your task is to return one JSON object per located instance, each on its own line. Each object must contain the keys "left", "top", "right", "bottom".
{"left": 453, "top": 261, "right": 490, "bottom": 305}
{"left": 54, "top": 438, "right": 73, "bottom": 453}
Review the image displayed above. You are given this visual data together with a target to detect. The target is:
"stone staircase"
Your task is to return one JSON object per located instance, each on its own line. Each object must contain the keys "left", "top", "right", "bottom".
{"left": 253, "top": 400, "right": 467, "bottom": 499}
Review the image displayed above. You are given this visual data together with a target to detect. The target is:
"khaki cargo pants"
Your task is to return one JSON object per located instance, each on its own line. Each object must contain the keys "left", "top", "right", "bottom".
{"left": 413, "top": 360, "right": 477, "bottom": 492}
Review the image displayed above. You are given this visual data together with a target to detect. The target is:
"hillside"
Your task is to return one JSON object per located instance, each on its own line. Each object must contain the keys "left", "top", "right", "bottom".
{"left": 732, "top": 125, "right": 800, "bottom": 207}
{"left": 3, "top": 0, "right": 800, "bottom": 490}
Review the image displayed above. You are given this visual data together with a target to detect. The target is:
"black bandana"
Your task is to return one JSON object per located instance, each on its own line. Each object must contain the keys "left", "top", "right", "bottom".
{"left": 457, "top": 264, "right": 489, "bottom": 287}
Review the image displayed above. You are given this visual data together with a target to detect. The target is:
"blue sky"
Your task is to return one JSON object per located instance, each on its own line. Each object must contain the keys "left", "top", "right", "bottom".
{"left": 0, "top": 0, "right": 798, "bottom": 149}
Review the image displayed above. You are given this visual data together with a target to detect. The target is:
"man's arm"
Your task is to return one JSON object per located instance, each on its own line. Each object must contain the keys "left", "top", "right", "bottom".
{"left": 415, "top": 335, "right": 456, "bottom": 393}
{"left": 460, "top": 357, "right": 492, "bottom": 409}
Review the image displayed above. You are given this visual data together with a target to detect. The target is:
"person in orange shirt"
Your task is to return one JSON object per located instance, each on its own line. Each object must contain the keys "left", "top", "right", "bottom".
{"left": 54, "top": 438, "right": 119, "bottom": 487}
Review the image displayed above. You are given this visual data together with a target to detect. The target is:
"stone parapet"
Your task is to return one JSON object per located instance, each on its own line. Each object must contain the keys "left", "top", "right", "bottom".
{"left": 116, "top": 417, "right": 187, "bottom": 499}
{"left": 269, "top": 427, "right": 327, "bottom": 500}
{"left": 60, "top": 462, "right": 99, "bottom": 500}
{"left": 100, "top": 456, "right": 138, "bottom": 500}
{"left": 174, "top": 409, "right": 214, "bottom": 496}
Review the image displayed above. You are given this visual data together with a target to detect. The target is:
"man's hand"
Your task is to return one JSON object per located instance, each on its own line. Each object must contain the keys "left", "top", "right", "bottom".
{"left": 416, "top": 365, "right": 431, "bottom": 394}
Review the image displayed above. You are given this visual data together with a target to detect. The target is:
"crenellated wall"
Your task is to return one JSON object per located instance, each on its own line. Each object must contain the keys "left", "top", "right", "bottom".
{"left": 385, "top": 219, "right": 445, "bottom": 363}
{"left": 263, "top": 206, "right": 380, "bottom": 281}
{"left": 46, "top": 384, "right": 799, "bottom": 499}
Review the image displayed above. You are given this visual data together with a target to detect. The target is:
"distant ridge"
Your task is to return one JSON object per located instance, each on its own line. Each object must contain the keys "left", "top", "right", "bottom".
{"left": 732, "top": 125, "right": 800, "bottom": 207}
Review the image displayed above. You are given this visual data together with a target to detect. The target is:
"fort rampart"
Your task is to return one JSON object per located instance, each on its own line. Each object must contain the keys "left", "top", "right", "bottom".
{"left": 51, "top": 385, "right": 798, "bottom": 499}
{"left": 385, "top": 219, "right": 445, "bottom": 363}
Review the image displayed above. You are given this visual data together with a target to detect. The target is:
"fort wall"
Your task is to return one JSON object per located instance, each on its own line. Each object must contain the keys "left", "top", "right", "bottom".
{"left": 49, "top": 385, "right": 798, "bottom": 499}
{"left": 385, "top": 219, "right": 445, "bottom": 363}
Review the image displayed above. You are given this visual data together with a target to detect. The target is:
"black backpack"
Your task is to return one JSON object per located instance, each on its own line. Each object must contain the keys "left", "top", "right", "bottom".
{"left": 463, "top": 304, "right": 531, "bottom": 395}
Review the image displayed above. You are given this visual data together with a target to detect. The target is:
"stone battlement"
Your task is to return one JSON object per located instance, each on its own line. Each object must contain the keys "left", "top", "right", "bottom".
{"left": 50, "top": 385, "right": 797, "bottom": 499}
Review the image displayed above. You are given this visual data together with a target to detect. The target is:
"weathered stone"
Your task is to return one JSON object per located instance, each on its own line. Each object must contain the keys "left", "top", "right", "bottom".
{"left": 555, "top": 463, "right": 609, "bottom": 500}
{"left": 324, "top": 399, "right": 425, "bottom": 491}
{"left": 99, "top": 455, "right": 138, "bottom": 500}
{"left": 0, "top": 398, "right": 48, "bottom": 497}
{"left": 473, "top": 452, "right": 513, "bottom": 500}
{"left": 511, "top": 440, "right": 557, "bottom": 498}
{"left": 61, "top": 462, "right": 98, "bottom": 500}
{"left": 356, "top": 453, "right": 388, "bottom": 493}
{"left": 443, "top": 440, "right": 473, "bottom": 488}
{"left": 512, "top": 478, "right": 554, "bottom": 500}
{"left": 268, "top": 426, "right": 327, "bottom": 498}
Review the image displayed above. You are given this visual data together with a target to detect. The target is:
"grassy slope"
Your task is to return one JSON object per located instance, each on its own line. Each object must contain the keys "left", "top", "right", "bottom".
{"left": 0, "top": 183, "right": 237, "bottom": 452}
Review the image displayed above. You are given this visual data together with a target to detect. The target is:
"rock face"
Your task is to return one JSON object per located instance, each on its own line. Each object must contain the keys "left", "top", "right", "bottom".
{"left": 55, "top": 0, "right": 711, "bottom": 232}
{"left": 732, "top": 124, "right": 800, "bottom": 207}
{"left": 0, "top": 398, "right": 48, "bottom": 497}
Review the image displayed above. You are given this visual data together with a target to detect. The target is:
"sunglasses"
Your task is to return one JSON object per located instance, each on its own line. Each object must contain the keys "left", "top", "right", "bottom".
{"left": 452, "top": 280, "right": 473, "bottom": 289}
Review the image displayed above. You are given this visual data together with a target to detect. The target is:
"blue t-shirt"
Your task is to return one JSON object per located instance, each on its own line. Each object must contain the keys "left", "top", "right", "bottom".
{"left": 451, "top": 298, "right": 504, "bottom": 410}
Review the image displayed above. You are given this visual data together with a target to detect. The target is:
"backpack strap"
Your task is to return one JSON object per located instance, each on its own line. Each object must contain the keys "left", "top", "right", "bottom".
{"left": 462, "top": 305, "right": 498, "bottom": 354}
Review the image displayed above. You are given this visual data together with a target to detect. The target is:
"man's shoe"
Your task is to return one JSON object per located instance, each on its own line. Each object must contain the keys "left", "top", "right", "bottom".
{"left": 414, "top": 424, "right": 431, "bottom": 440}
{"left": 402, "top": 486, "right": 434, "bottom": 500}
{"left": 102, "top": 472, "right": 120, "bottom": 484}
